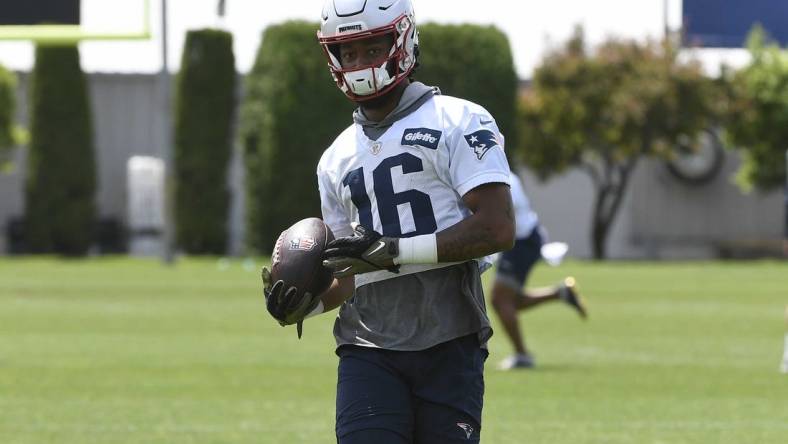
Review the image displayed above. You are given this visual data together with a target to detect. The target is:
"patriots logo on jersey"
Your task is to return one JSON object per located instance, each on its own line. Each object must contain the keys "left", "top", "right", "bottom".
{"left": 464, "top": 129, "right": 500, "bottom": 160}
{"left": 401, "top": 127, "right": 442, "bottom": 150}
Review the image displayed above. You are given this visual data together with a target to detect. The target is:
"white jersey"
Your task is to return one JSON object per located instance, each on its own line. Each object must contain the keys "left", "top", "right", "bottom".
{"left": 508, "top": 171, "right": 539, "bottom": 239}
{"left": 317, "top": 94, "right": 511, "bottom": 289}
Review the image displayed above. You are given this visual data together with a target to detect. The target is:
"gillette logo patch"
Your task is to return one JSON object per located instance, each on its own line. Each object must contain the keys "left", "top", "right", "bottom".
{"left": 401, "top": 128, "right": 442, "bottom": 150}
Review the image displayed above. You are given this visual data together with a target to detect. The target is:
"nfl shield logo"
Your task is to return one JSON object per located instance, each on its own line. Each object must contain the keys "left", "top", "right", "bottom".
{"left": 289, "top": 237, "right": 316, "bottom": 251}
{"left": 370, "top": 142, "right": 383, "bottom": 155}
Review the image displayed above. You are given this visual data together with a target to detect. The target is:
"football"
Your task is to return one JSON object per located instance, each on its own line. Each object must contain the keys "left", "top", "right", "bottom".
{"left": 270, "top": 217, "right": 335, "bottom": 298}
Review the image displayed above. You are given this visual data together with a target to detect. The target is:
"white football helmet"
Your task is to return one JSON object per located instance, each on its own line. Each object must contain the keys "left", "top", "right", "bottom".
{"left": 317, "top": 0, "right": 419, "bottom": 101}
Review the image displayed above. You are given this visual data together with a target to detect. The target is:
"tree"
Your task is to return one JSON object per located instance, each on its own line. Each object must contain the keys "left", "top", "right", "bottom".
{"left": 173, "top": 29, "right": 236, "bottom": 254}
{"left": 518, "top": 29, "right": 719, "bottom": 258}
{"left": 723, "top": 27, "right": 788, "bottom": 192}
{"left": 25, "top": 44, "right": 96, "bottom": 255}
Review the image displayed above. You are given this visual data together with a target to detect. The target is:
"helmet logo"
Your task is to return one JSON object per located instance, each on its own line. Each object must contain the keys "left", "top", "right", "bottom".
{"left": 338, "top": 24, "right": 363, "bottom": 33}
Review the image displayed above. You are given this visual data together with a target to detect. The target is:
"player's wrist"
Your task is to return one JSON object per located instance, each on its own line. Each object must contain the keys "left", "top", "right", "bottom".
{"left": 394, "top": 234, "right": 438, "bottom": 265}
{"left": 304, "top": 301, "right": 325, "bottom": 320}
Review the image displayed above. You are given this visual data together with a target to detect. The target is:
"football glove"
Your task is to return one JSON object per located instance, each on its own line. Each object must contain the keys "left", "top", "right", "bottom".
{"left": 322, "top": 224, "right": 400, "bottom": 278}
{"left": 261, "top": 266, "right": 320, "bottom": 339}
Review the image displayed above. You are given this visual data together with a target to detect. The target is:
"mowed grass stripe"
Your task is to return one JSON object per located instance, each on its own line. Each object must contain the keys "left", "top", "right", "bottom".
{"left": 1, "top": 258, "right": 787, "bottom": 443}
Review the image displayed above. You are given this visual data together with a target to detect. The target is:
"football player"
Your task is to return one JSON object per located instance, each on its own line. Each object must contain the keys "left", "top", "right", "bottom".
{"left": 264, "top": 0, "right": 514, "bottom": 442}
{"left": 491, "top": 170, "right": 588, "bottom": 370}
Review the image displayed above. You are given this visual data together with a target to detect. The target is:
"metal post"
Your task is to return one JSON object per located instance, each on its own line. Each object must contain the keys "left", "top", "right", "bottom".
{"left": 663, "top": 0, "right": 669, "bottom": 41}
{"left": 216, "top": 0, "right": 227, "bottom": 29}
{"left": 160, "top": 0, "right": 175, "bottom": 264}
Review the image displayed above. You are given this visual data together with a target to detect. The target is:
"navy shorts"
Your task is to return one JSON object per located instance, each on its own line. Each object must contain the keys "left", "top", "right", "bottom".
{"left": 335, "top": 334, "right": 488, "bottom": 444}
{"left": 495, "top": 226, "right": 544, "bottom": 290}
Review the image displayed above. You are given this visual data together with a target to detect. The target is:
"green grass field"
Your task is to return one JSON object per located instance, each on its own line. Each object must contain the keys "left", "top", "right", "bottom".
{"left": 1, "top": 258, "right": 787, "bottom": 443}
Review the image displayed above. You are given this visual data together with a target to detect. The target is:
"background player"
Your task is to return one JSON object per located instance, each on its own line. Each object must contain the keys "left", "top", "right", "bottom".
{"left": 491, "top": 170, "right": 587, "bottom": 370}
{"left": 263, "top": 1, "right": 515, "bottom": 442}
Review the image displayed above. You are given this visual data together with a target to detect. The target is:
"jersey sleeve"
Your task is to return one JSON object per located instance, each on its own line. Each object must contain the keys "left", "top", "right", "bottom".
{"left": 446, "top": 110, "right": 511, "bottom": 197}
{"left": 317, "top": 163, "right": 353, "bottom": 239}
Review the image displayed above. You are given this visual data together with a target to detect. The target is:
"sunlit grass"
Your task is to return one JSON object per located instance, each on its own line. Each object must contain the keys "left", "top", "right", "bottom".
{"left": 1, "top": 258, "right": 786, "bottom": 443}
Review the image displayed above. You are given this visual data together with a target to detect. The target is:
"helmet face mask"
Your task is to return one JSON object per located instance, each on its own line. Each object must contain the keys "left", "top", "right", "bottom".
{"left": 318, "top": 0, "right": 419, "bottom": 101}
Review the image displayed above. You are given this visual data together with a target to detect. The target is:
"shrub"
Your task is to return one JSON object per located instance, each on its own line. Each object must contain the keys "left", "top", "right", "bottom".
{"left": 240, "top": 21, "right": 353, "bottom": 253}
{"left": 418, "top": 23, "right": 519, "bottom": 155}
{"left": 174, "top": 29, "right": 236, "bottom": 254}
{"left": 25, "top": 44, "right": 96, "bottom": 255}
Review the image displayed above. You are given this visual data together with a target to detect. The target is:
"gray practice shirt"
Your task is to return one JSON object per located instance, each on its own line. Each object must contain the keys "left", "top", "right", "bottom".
{"left": 333, "top": 261, "right": 493, "bottom": 351}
